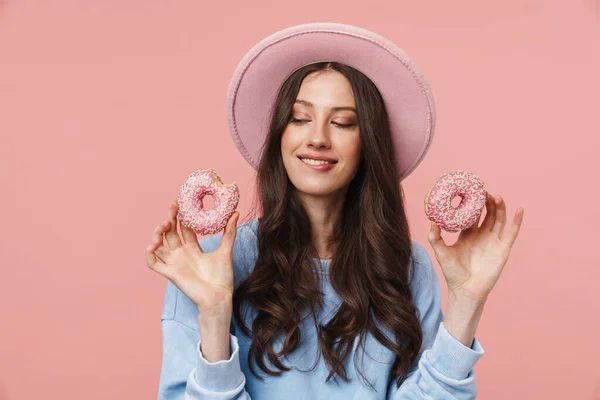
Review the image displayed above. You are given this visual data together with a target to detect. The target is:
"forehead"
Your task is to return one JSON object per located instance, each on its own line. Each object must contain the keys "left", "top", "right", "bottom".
{"left": 295, "top": 71, "right": 356, "bottom": 108}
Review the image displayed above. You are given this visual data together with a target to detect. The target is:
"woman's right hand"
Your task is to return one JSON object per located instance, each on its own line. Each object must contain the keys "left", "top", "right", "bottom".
{"left": 146, "top": 199, "right": 240, "bottom": 316}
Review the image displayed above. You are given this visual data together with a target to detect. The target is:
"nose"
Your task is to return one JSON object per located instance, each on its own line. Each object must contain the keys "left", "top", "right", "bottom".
{"left": 307, "top": 121, "right": 331, "bottom": 149}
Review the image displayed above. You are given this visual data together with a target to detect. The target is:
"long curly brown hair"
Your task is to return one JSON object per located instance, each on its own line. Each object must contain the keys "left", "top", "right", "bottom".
{"left": 232, "top": 61, "right": 422, "bottom": 390}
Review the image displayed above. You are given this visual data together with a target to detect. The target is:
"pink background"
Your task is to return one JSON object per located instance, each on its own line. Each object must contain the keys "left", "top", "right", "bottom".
{"left": 1, "top": 1, "right": 599, "bottom": 399}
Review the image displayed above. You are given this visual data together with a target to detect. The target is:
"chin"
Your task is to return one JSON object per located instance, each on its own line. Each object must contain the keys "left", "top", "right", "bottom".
{"left": 291, "top": 180, "right": 346, "bottom": 197}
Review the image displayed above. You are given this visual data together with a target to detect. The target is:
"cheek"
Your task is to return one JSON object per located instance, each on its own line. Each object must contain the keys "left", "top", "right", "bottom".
{"left": 280, "top": 128, "right": 298, "bottom": 154}
{"left": 342, "top": 136, "right": 362, "bottom": 163}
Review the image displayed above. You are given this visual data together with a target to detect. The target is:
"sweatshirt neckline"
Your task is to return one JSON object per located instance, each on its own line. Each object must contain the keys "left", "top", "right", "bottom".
{"left": 312, "top": 258, "right": 331, "bottom": 276}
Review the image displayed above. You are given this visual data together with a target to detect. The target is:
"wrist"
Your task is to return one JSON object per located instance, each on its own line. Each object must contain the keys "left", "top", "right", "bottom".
{"left": 448, "top": 290, "right": 486, "bottom": 313}
{"left": 197, "top": 298, "right": 233, "bottom": 328}
{"left": 197, "top": 314, "right": 233, "bottom": 363}
{"left": 444, "top": 292, "right": 486, "bottom": 347}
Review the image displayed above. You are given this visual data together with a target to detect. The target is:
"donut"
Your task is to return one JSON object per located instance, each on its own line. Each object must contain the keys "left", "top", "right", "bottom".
{"left": 424, "top": 170, "right": 487, "bottom": 232}
{"left": 176, "top": 169, "right": 240, "bottom": 236}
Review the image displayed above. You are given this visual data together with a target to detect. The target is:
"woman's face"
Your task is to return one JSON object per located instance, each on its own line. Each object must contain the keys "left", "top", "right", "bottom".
{"left": 281, "top": 70, "right": 362, "bottom": 198}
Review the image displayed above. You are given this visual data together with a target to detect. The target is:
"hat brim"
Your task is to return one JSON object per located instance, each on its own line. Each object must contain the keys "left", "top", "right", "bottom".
{"left": 225, "top": 22, "right": 436, "bottom": 181}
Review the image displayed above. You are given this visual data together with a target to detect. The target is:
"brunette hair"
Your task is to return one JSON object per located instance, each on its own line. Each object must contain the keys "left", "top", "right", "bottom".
{"left": 232, "top": 62, "right": 422, "bottom": 390}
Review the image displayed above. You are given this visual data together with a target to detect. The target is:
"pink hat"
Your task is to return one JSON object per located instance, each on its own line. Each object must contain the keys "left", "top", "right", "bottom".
{"left": 225, "top": 22, "right": 436, "bottom": 181}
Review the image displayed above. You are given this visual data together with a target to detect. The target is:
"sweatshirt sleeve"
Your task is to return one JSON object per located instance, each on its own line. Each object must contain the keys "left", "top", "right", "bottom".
{"left": 386, "top": 242, "right": 484, "bottom": 400}
{"left": 158, "top": 318, "right": 252, "bottom": 400}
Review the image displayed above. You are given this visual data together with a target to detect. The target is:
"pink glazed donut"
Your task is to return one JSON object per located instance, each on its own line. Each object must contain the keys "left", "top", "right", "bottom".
{"left": 176, "top": 169, "right": 240, "bottom": 236}
{"left": 424, "top": 170, "right": 487, "bottom": 232}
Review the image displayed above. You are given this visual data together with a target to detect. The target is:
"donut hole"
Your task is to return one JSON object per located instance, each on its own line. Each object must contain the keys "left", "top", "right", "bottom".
{"left": 202, "top": 194, "right": 215, "bottom": 210}
{"left": 451, "top": 195, "right": 462, "bottom": 208}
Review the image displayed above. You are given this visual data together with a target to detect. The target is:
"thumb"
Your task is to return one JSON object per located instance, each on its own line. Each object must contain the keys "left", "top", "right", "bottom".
{"left": 219, "top": 211, "right": 240, "bottom": 252}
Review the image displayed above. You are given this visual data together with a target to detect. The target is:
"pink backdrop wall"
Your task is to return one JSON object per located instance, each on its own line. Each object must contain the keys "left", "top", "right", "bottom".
{"left": 1, "top": 1, "right": 599, "bottom": 399}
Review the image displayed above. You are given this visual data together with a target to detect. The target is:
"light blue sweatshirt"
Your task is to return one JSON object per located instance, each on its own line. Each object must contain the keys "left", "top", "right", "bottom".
{"left": 158, "top": 219, "right": 484, "bottom": 399}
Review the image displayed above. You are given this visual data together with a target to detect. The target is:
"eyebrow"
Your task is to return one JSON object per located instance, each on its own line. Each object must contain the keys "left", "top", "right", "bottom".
{"left": 294, "top": 99, "right": 356, "bottom": 113}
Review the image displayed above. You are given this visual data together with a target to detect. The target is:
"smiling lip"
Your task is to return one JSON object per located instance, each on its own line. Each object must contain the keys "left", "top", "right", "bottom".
{"left": 298, "top": 157, "right": 336, "bottom": 171}
{"left": 296, "top": 154, "right": 338, "bottom": 162}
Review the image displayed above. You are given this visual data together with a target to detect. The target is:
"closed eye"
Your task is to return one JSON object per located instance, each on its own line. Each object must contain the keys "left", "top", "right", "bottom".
{"left": 332, "top": 122, "right": 357, "bottom": 129}
{"left": 290, "top": 118, "right": 308, "bottom": 124}
{"left": 290, "top": 118, "right": 357, "bottom": 129}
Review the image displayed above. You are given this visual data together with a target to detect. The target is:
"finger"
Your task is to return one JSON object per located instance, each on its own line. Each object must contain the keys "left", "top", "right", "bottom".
{"left": 180, "top": 219, "right": 201, "bottom": 251}
{"left": 479, "top": 192, "right": 497, "bottom": 232}
{"left": 491, "top": 195, "right": 507, "bottom": 239}
{"left": 154, "top": 244, "right": 171, "bottom": 263}
{"left": 149, "top": 226, "right": 169, "bottom": 261}
{"left": 502, "top": 207, "right": 524, "bottom": 249}
{"left": 219, "top": 211, "right": 240, "bottom": 253}
{"left": 427, "top": 220, "right": 448, "bottom": 254}
{"left": 146, "top": 243, "right": 173, "bottom": 280}
{"left": 165, "top": 200, "right": 183, "bottom": 249}
{"left": 152, "top": 221, "right": 168, "bottom": 248}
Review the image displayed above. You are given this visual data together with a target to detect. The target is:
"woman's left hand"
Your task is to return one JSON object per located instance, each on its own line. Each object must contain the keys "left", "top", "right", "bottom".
{"left": 427, "top": 192, "right": 524, "bottom": 304}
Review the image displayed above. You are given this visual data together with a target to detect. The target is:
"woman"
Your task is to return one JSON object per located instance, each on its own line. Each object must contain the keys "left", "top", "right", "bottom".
{"left": 148, "top": 23, "right": 524, "bottom": 399}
